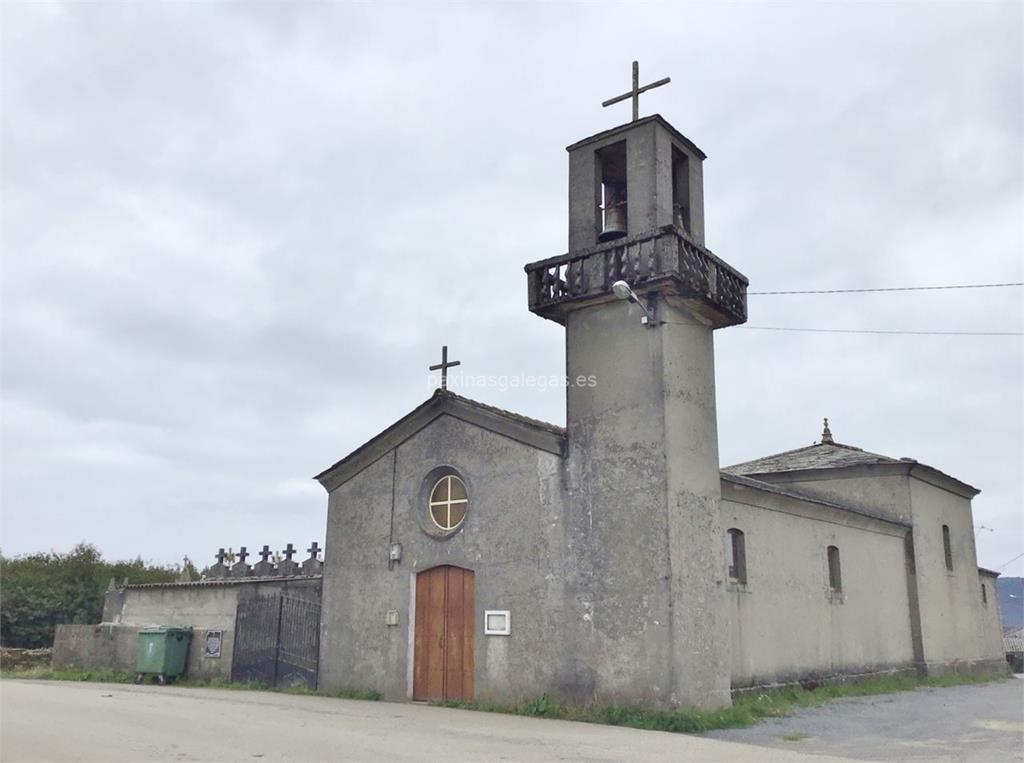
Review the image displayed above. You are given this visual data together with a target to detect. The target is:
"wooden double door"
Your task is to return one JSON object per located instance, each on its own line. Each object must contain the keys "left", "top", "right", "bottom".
{"left": 413, "top": 565, "right": 474, "bottom": 701}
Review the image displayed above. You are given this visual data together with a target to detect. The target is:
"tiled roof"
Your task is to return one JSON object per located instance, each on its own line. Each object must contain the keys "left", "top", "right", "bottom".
{"left": 724, "top": 441, "right": 906, "bottom": 476}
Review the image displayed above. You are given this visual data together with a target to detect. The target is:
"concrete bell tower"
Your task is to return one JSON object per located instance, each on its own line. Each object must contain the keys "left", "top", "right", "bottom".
{"left": 525, "top": 113, "right": 748, "bottom": 710}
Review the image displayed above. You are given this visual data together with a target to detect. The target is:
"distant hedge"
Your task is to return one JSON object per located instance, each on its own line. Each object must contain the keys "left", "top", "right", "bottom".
{"left": 0, "top": 543, "right": 184, "bottom": 648}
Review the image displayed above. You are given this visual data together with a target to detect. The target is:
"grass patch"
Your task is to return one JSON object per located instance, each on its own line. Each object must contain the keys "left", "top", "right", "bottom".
{"left": 327, "top": 687, "right": 383, "bottom": 701}
{"left": 429, "top": 671, "right": 1009, "bottom": 735}
{"left": 177, "top": 677, "right": 269, "bottom": 690}
{"left": 0, "top": 667, "right": 134, "bottom": 683}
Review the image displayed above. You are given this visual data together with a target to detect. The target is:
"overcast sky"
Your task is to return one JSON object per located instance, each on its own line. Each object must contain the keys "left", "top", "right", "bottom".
{"left": 2, "top": 2, "right": 1021, "bottom": 578}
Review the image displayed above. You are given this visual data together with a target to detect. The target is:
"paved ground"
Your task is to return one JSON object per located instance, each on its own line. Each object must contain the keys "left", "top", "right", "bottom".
{"left": 0, "top": 680, "right": 850, "bottom": 763}
{"left": 2, "top": 679, "right": 1021, "bottom": 762}
{"left": 705, "top": 676, "right": 1024, "bottom": 762}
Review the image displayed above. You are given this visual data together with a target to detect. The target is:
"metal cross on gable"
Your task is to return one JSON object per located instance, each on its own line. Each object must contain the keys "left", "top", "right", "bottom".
{"left": 429, "top": 345, "right": 461, "bottom": 391}
{"left": 307, "top": 541, "right": 321, "bottom": 559}
{"left": 282, "top": 543, "right": 296, "bottom": 561}
{"left": 602, "top": 61, "right": 671, "bottom": 123}
{"left": 236, "top": 546, "right": 249, "bottom": 564}
{"left": 215, "top": 548, "right": 226, "bottom": 565}
{"left": 259, "top": 545, "right": 272, "bottom": 562}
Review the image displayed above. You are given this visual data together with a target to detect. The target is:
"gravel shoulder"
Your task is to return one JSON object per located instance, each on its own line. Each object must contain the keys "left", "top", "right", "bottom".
{"left": 705, "top": 676, "right": 1024, "bottom": 762}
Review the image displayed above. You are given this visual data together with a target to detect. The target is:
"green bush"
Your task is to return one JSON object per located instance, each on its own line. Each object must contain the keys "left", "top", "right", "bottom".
{"left": 0, "top": 543, "right": 181, "bottom": 648}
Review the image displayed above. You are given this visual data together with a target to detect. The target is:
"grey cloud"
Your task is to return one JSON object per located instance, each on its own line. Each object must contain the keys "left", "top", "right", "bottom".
{"left": 2, "top": 1, "right": 1020, "bottom": 575}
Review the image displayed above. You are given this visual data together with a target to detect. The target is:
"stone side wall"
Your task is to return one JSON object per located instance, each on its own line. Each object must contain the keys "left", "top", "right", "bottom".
{"left": 721, "top": 482, "right": 917, "bottom": 689}
{"left": 53, "top": 576, "right": 320, "bottom": 680}
{"left": 768, "top": 469, "right": 1003, "bottom": 676}
{"left": 52, "top": 623, "right": 232, "bottom": 680}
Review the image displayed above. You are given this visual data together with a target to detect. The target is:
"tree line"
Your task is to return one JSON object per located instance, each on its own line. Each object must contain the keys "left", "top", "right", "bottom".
{"left": 0, "top": 543, "right": 191, "bottom": 648}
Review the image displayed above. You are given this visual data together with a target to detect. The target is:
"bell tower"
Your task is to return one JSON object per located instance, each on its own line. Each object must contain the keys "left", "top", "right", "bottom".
{"left": 525, "top": 94, "right": 747, "bottom": 708}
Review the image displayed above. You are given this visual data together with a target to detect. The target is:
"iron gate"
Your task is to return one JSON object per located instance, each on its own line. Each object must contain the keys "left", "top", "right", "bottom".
{"left": 231, "top": 594, "right": 321, "bottom": 689}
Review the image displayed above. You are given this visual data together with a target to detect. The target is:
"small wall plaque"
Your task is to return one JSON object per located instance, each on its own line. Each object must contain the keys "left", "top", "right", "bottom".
{"left": 385, "top": 610, "right": 400, "bottom": 626}
{"left": 204, "top": 630, "right": 223, "bottom": 658}
{"left": 484, "top": 610, "right": 510, "bottom": 636}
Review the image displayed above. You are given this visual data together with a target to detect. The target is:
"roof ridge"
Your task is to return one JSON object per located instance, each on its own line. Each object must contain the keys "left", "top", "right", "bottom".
{"left": 439, "top": 390, "right": 565, "bottom": 434}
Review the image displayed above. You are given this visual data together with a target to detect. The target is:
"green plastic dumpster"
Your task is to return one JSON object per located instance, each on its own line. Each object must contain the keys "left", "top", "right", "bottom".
{"left": 135, "top": 627, "right": 192, "bottom": 684}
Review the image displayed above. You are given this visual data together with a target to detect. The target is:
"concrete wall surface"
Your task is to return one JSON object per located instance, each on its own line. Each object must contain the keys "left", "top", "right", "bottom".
{"left": 757, "top": 469, "right": 912, "bottom": 526}
{"left": 759, "top": 467, "right": 1002, "bottom": 676}
{"left": 51, "top": 624, "right": 232, "bottom": 680}
{"left": 115, "top": 587, "right": 240, "bottom": 629}
{"left": 319, "top": 414, "right": 568, "bottom": 706}
{"left": 721, "top": 483, "right": 916, "bottom": 688}
{"left": 907, "top": 478, "right": 992, "bottom": 671}
{"left": 563, "top": 298, "right": 730, "bottom": 710}
{"left": 978, "top": 571, "right": 1005, "bottom": 663}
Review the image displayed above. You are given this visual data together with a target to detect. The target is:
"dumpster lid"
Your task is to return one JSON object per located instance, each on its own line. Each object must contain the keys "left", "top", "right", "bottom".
{"left": 138, "top": 625, "right": 193, "bottom": 634}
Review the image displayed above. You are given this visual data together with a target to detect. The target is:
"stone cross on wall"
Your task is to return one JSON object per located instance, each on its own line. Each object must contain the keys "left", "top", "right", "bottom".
{"left": 276, "top": 543, "right": 300, "bottom": 577}
{"left": 302, "top": 541, "right": 324, "bottom": 576}
{"left": 209, "top": 548, "right": 229, "bottom": 579}
{"left": 230, "top": 546, "right": 252, "bottom": 578}
{"left": 252, "top": 544, "right": 275, "bottom": 577}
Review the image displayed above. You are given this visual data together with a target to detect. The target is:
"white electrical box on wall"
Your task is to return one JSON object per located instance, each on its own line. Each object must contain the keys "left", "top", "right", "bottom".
{"left": 484, "top": 610, "right": 510, "bottom": 636}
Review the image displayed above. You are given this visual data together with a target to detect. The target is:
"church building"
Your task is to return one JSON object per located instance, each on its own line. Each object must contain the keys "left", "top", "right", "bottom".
{"left": 313, "top": 103, "right": 1007, "bottom": 710}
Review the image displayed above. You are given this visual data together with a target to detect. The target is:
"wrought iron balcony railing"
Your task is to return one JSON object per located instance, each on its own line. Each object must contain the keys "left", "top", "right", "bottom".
{"left": 525, "top": 226, "right": 748, "bottom": 328}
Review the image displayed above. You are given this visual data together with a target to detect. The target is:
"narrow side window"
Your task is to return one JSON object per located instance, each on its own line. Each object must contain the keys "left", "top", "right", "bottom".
{"left": 942, "top": 525, "right": 954, "bottom": 572}
{"left": 981, "top": 583, "right": 988, "bottom": 604}
{"left": 726, "top": 529, "right": 747, "bottom": 584}
{"left": 827, "top": 545, "right": 842, "bottom": 592}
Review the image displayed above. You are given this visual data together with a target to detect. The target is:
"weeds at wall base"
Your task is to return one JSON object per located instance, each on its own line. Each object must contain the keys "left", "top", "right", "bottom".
{"left": 432, "top": 671, "right": 1009, "bottom": 734}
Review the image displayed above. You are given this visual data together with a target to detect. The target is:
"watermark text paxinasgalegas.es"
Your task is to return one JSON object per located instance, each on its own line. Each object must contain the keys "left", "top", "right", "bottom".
{"left": 427, "top": 373, "right": 597, "bottom": 393}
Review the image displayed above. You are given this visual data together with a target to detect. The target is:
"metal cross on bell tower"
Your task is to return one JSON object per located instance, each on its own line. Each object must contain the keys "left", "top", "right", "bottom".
{"left": 429, "top": 345, "right": 461, "bottom": 391}
{"left": 602, "top": 61, "right": 671, "bottom": 123}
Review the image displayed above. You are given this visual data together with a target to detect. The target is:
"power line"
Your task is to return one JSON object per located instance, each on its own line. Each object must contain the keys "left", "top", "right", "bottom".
{"left": 749, "top": 282, "right": 1023, "bottom": 296}
{"left": 998, "top": 552, "right": 1024, "bottom": 572}
{"left": 738, "top": 326, "right": 1023, "bottom": 336}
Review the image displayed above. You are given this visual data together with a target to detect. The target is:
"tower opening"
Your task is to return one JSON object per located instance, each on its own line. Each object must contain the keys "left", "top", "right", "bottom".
{"left": 597, "top": 141, "right": 628, "bottom": 242}
{"left": 672, "top": 147, "right": 690, "bottom": 233}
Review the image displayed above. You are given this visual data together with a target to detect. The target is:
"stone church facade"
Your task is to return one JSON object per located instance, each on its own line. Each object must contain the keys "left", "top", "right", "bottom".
{"left": 314, "top": 115, "right": 1007, "bottom": 710}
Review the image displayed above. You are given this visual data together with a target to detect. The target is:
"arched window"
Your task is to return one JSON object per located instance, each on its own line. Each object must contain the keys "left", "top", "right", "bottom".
{"left": 827, "top": 545, "right": 842, "bottom": 592}
{"left": 428, "top": 475, "right": 468, "bottom": 531}
{"left": 726, "top": 528, "right": 747, "bottom": 584}
{"left": 942, "top": 525, "right": 954, "bottom": 572}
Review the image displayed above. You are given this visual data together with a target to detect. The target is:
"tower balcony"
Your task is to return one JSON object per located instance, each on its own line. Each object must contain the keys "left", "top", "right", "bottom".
{"left": 525, "top": 226, "right": 748, "bottom": 328}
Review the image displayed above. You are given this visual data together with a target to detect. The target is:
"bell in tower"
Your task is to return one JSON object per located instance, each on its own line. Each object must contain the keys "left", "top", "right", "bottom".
{"left": 597, "top": 141, "right": 628, "bottom": 242}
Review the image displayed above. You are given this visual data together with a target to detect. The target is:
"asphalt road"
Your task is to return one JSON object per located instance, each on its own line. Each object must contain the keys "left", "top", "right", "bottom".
{"left": 705, "top": 676, "right": 1024, "bottom": 762}
{"left": 0, "top": 680, "right": 848, "bottom": 763}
